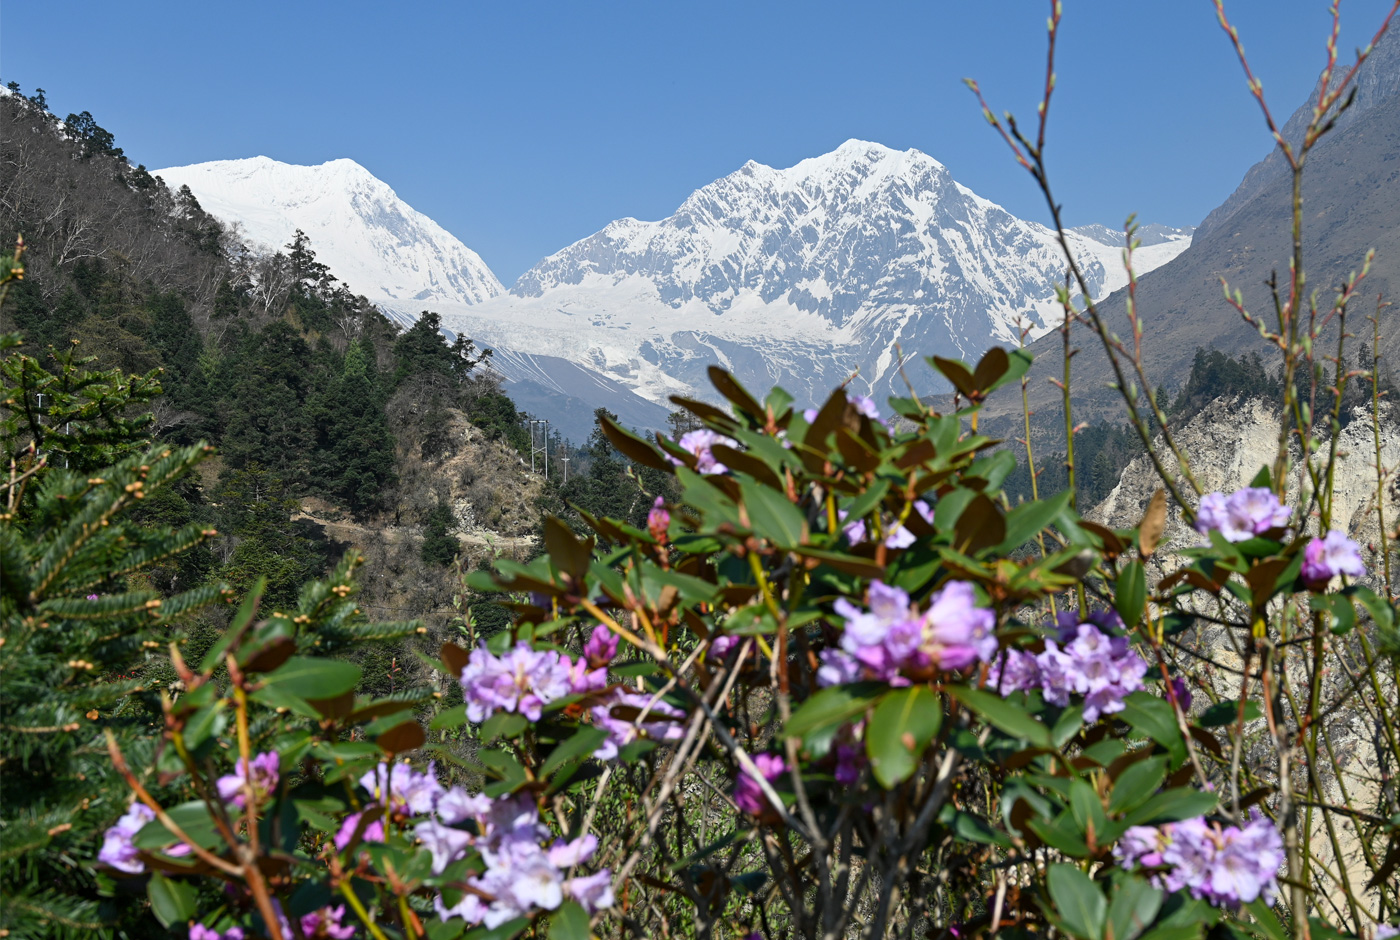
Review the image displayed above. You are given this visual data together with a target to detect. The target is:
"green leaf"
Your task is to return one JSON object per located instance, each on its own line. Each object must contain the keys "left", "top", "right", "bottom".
{"left": 1243, "top": 898, "right": 1287, "bottom": 940}
{"left": 1116, "top": 561, "right": 1147, "bottom": 628}
{"left": 541, "top": 726, "right": 610, "bottom": 777}
{"left": 1196, "top": 699, "right": 1263, "bottom": 728}
{"left": 740, "top": 480, "right": 807, "bottom": 548}
{"left": 480, "top": 749, "right": 528, "bottom": 797}
{"left": 479, "top": 711, "right": 529, "bottom": 742}
{"left": 1123, "top": 787, "right": 1218, "bottom": 827}
{"left": 1108, "top": 874, "right": 1164, "bottom": 940}
{"left": 1108, "top": 757, "right": 1168, "bottom": 815}
{"left": 463, "top": 916, "right": 531, "bottom": 940}
{"left": 135, "top": 801, "right": 220, "bottom": 850}
{"left": 841, "top": 480, "right": 892, "bottom": 525}
{"left": 1248, "top": 465, "right": 1272, "bottom": 490}
{"left": 997, "top": 491, "right": 1073, "bottom": 554}
{"left": 1047, "top": 863, "right": 1107, "bottom": 940}
{"left": 147, "top": 873, "right": 198, "bottom": 928}
{"left": 548, "top": 900, "right": 591, "bottom": 940}
{"left": 948, "top": 686, "right": 1052, "bottom": 748}
{"left": 784, "top": 683, "right": 882, "bottom": 757}
{"left": 1069, "top": 779, "right": 1108, "bottom": 843}
{"left": 200, "top": 577, "right": 265, "bottom": 671}
{"left": 430, "top": 704, "right": 469, "bottom": 731}
{"left": 1120, "top": 692, "right": 1186, "bottom": 768}
{"left": 264, "top": 656, "right": 362, "bottom": 699}
{"left": 865, "top": 686, "right": 942, "bottom": 788}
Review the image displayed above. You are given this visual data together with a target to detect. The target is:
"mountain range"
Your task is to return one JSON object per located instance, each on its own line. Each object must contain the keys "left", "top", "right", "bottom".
{"left": 156, "top": 144, "right": 1190, "bottom": 435}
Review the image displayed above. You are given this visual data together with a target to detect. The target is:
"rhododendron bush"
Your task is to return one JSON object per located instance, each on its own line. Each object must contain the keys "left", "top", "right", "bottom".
{"left": 16, "top": 3, "right": 1391, "bottom": 940}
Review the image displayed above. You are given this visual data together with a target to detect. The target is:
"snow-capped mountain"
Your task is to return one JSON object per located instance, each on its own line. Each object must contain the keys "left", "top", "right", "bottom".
{"left": 154, "top": 156, "right": 502, "bottom": 306}
{"left": 421, "top": 140, "right": 1190, "bottom": 420}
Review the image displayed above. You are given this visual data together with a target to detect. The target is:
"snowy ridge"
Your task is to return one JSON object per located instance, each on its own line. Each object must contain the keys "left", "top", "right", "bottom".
{"left": 154, "top": 156, "right": 503, "bottom": 306}
{"left": 423, "top": 140, "right": 1190, "bottom": 414}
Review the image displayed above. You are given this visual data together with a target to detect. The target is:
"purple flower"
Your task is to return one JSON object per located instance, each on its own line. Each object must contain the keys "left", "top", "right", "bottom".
{"left": 415, "top": 818, "right": 475, "bottom": 874}
{"left": 709, "top": 634, "right": 742, "bottom": 660}
{"left": 991, "top": 622, "right": 1147, "bottom": 722}
{"left": 591, "top": 690, "right": 687, "bottom": 760}
{"left": 829, "top": 580, "right": 996, "bottom": 683}
{"left": 583, "top": 624, "right": 618, "bottom": 668}
{"left": 834, "top": 742, "right": 866, "bottom": 786}
{"left": 428, "top": 791, "right": 612, "bottom": 926}
{"left": 841, "top": 500, "right": 932, "bottom": 550}
{"left": 816, "top": 648, "right": 861, "bottom": 687}
{"left": 1115, "top": 825, "right": 1168, "bottom": 869}
{"left": 189, "top": 926, "right": 244, "bottom": 940}
{"left": 567, "top": 655, "right": 609, "bottom": 695}
{"left": 1169, "top": 677, "right": 1193, "bottom": 711}
{"left": 460, "top": 641, "right": 572, "bottom": 723}
{"left": 647, "top": 497, "right": 670, "bottom": 539}
{"left": 1376, "top": 926, "right": 1398, "bottom": 940}
{"left": 566, "top": 870, "right": 615, "bottom": 911}
{"left": 804, "top": 394, "right": 883, "bottom": 425}
{"left": 547, "top": 833, "right": 598, "bottom": 869}
{"left": 360, "top": 761, "right": 444, "bottom": 818}
{"left": 436, "top": 785, "right": 493, "bottom": 824}
{"left": 669, "top": 429, "right": 738, "bottom": 475}
{"left": 1301, "top": 530, "right": 1366, "bottom": 586}
{"left": 1117, "top": 814, "right": 1283, "bottom": 907}
{"left": 1196, "top": 487, "right": 1291, "bottom": 542}
{"left": 923, "top": 581, "right": 998, "bottom": 670}
{"left": 301, "top": 905, "right": 356, "bottom": 939}
{"left": 87, "top": 593, "right": 100, "bottom": 601}
{"left": 733, "top": 753, "right": 786, "bottom": 816}
{"left": 216, "top": 752, "right": 279, "bottom": 809}
{"left": 334, "top": 811, "right": 385, "bottom": 851}
{"left": 98, "top": 802, "right": 155, "bottom": 873}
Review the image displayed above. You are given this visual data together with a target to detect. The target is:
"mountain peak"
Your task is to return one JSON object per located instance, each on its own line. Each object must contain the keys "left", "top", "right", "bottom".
{"left": 155, "top": 156, "right": 502, "bottom": 306}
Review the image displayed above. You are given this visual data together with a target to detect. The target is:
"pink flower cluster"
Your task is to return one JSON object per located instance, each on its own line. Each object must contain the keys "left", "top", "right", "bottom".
{"left": 590, "top": 690, "right": 687, "bottom": 760}
{"left": 460, "top": 641, "right": 573, "bottom": 723}
{"left": 297, "top": 905, "right": 356, "bottom": 938}
{"left": 336, "top": 760, "right": 445, "bottom": 851}
{"left": 803, "top": 394, "right": 884, "bottom": 426}
{"left": 669, "top": 429, "right": 738, "bottom": 475}
{"left": 98, "top": 802, "right": 155, "bottom": 873}
{"left": 460, "top": 626, "right": 628, "bottom": 725}
{"left": 733, "top": 753, "right": 787, "bottom": 816}
{"left": 216, "top": 752, "right": 280, "bottom": 809}
{"left": 1301, "top": 530, "right": 1366, "bottom": 586}
{"left": 989, "top": 617, "right": 1148, "bottom": 722}
{"left": 189, "top": 926, "right": 245, "bottom": 940}
{"left": 842, "top": 500, "right": 933, "bottom": 550}
{"left": 1115, "top": 814, "right": 1284, "bottom": 907}
{"left": 422, "top": 791, "right": 613, "bottom": 928}
{"left": 1195, "top": 487, "right": 1290, "bottom": 543}
{"left": 819, "top": 581, "right": 997, "bottom": 686}
{"left": 102, "top": 753, "right": 281, "bottom": 874}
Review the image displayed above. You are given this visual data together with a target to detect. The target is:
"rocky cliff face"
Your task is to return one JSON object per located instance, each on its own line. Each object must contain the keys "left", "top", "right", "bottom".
{"left": 1089, "top": 397, "right": 1398, "bottom": 557}
{"left": 1089, "top": 397, "right": 1398, "bottom": 916}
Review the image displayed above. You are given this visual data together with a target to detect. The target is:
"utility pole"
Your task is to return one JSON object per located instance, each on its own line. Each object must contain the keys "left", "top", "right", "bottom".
{"left": 561, "top": 455, "right": 570, "bottom": 484}
{"left": 528, "top": 419, "right": 550, "bottom": 480}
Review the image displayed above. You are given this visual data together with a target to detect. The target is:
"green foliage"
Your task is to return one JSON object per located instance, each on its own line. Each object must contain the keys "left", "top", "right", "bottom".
{"left": 1169, "top": 348, "right": 1280, "bottom": 425}
{"left": 211, "top": 465, "right": 332, "bottom": 609}
{"left": 421, "top": 500, "right": 462, "bottom": 566}
{"left": 0, "top": 440, "right": 224, "bottom": 938}
{"left": 0, "top": 334, "right": 162, "bottom": 478}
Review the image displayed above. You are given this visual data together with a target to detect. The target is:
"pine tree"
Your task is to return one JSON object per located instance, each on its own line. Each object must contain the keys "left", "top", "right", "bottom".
{"left": 305, "top": 341, "right": 396, "bottom": 514}
{"left": 2, "top": 253, "right": 224, "bottom": 935}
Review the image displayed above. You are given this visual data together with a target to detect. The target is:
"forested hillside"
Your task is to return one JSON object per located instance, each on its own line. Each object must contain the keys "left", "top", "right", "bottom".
{"left": 0, "top": 86, "right": 550, "bottom": 653}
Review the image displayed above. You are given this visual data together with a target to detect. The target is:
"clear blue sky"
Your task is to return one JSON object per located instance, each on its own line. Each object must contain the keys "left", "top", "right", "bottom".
{"left": 3, "top": 1, "right": 1392, "bottom": 282}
